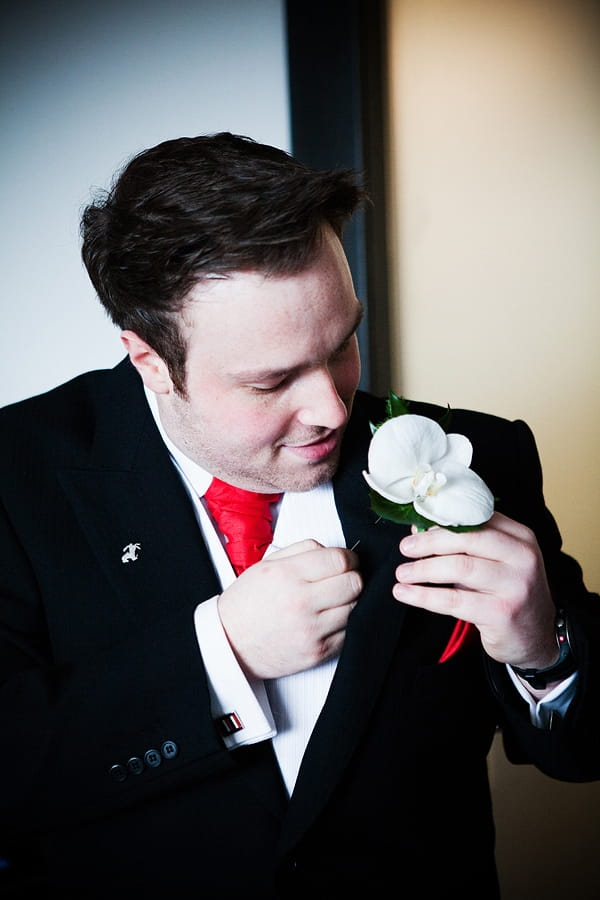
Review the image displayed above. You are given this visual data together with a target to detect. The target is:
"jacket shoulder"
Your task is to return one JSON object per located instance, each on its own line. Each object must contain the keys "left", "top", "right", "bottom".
{"left": 353, "top": 391, "right": 521, "bottom": 440}
{"left": 0, "top": 359, "right": 137, "bottom": 464}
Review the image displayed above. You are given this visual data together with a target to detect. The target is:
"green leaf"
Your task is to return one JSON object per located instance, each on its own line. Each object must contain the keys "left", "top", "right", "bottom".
{"left": 368, "top": 489, "right": 482, "bottom": 533}
{"left": 369, "top": 490, "right": 437, "bottom": 530}
{"left": 386, "top": 390, "right": 411, "bottom": 420}
{"left": 369, "top": 391, "right": 411, "bottom": 434}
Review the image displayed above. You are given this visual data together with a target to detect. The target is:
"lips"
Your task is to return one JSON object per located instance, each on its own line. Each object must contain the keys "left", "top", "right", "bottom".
{"left": 283, "top": 432, "right": 339, "bottom": 462}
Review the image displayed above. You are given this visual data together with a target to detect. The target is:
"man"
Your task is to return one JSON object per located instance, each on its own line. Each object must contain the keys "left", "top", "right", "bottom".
{"left": 1, "top": 132, "right": 598, "bottom": 898}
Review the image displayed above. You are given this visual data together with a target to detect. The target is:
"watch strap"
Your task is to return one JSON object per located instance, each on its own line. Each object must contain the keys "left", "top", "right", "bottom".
{"left": 511, "top": 610, "right": 577, "bottom": 689}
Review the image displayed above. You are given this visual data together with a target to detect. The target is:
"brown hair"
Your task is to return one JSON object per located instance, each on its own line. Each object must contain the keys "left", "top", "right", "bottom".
{"left": 81, "top": 132, "right": 365, "bottom": 392}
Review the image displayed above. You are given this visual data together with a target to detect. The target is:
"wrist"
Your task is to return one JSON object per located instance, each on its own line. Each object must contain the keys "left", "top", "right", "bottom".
{"left": 510, "top": 611, "right": 576, "bottom": 690}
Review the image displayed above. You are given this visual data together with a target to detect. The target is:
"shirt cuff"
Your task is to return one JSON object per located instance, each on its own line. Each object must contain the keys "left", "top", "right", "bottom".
{"left": 194, "top": 596, "right": 276, "bottom": 748}
{"left": 506, "top": 664, "right": 578, "bottom": 728}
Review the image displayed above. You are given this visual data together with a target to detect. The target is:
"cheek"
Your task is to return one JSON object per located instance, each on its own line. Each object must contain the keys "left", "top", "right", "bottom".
{"left": 336, "top": 344, "right": 361, "bottom": 397}
{"left": 226, "top": 401, "right": 292, "bottom": 448}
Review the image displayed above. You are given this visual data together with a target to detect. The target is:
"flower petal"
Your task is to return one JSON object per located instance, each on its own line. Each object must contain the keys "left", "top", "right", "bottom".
{"left": 440, "top": 433, "right": 473, "bottom": 467}
{"left": 367, "top": 415, "right": 448, "bottom": 484}
{"left": 363, "top": 470, "right": 416, "bottom": 503}
{"left": 414, "top": 461, "right": 495, "bottom": 526}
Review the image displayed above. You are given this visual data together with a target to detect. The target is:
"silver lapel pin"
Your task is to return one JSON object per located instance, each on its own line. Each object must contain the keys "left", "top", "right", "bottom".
{"left": 121, "top": 542, "right": 141, "bottom": 563}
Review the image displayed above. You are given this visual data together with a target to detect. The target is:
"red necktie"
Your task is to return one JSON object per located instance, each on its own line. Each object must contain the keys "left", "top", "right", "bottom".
{"left": 204, "top": 477, "right": 282, "bottom": 575}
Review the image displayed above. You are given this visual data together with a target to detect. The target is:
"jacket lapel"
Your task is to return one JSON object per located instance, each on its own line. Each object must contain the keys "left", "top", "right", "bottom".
{"left": 279, "top": 393, "right": 413, "bottom": 854}
{"left": 60, "top": 361, "right": 290, "bottom": 821}
{"left": 58, "top": 360, "right": 222, "bottom": 623}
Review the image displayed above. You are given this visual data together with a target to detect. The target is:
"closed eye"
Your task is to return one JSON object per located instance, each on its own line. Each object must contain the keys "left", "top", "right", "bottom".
{"left": 248, "top": 379, "right": 289, "bottom": 393}
{"left": 331, "top": 335, "right": 354, "bottom": 359}
{"left": 240, "top": 304, "right": 362, "bottom": 394}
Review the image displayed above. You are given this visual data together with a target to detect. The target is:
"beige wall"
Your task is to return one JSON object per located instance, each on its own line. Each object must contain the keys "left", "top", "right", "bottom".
{"left": 386, "top": 0, "right": 600, "bottom": 593}
{"left": 385, "top": 2, "right": 600, "bottom": 897}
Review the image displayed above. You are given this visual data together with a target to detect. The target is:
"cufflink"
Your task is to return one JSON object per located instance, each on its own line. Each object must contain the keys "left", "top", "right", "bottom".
{"left": 217, "top": 712, "right": 244, "bottom": 737}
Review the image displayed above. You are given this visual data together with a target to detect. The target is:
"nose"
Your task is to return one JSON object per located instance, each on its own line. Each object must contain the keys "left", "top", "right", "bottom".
{"left": 295, "top": 368, "right": 348, "bottom": 430}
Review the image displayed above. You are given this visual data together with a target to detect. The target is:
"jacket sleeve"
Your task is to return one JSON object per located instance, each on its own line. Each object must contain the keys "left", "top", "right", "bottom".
{"left": 0, "top": 487, "right": 233, "bottom": 836}
{"left": 478, "top": 418, "right": 600, "bottom": 780}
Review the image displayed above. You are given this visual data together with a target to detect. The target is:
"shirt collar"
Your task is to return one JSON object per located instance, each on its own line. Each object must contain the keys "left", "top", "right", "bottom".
{"left": 144, "top": 386, "right": 213, "bottom": 497}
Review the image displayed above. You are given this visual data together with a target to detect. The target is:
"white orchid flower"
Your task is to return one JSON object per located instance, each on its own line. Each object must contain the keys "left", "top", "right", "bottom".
{"left": 363, "top": 414, "right": 494, "bottom": 527}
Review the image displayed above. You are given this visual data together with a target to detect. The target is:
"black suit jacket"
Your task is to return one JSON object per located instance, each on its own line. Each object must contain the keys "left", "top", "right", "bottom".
{"left": 1, "top": 359, "right": 599, "bottom": 898}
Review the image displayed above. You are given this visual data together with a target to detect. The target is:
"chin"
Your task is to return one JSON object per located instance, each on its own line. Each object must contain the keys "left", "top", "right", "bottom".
{"left": 279, "top": 458, "right": 340, "bottom": 493}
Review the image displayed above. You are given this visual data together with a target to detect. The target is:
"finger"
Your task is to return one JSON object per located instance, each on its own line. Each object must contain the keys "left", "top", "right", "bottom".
{"left": 281, "top": 545, "right": 360, "bottom": 582}
{"left": 313, "top": 569, "right": 363, "bottom": 612}
{"left": 399, "top": 515, "right": 531, "bottom": 564}
{"left": 395, "top": 554, "right": 503, "bottom": 594}
{"left": 392, "top": 581, "right": 469, "bottom": 618}
{"left": 486, "top": 511, "right": 537, "bottom": 541}
{"left": 318, "top": 598, "right": 357, "bottom": 634}
{"left": 266, "top": 538, "right": 323, "bottom": 559}
{"left": 391, "top": 580, "right": 499, "bottom": 630}
{"left": 311, "top": 626, "right": 347, "bottom": 664}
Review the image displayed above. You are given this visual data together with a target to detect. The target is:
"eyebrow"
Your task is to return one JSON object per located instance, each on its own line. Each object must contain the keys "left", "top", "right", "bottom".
{"left": 233, "top": 302, "right": 364, "bottom": 383}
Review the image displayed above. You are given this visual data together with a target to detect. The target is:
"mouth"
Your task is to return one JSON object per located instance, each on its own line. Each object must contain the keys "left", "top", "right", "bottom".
{"left": 282, "top": 432, "right": 339, "bottom": 462}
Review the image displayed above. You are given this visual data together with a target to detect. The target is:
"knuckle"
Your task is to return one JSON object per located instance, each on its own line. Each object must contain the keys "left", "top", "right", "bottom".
{"left": 518, "top": 541, "right": 540, "bottom": 577}
{"left": 326, "top": 546, "right": 351, "bottom": 574}
{"left": 413, "top": 559, "right": 430, "bottom": 580}
{"left": 457, "top": 555, "right": 476, "bottom": 579}
{"left": 303, "top": 538, "right": 323, "bottom": 551}
{"left": 299, "top": 620, "right": 319, "bottom": 651}
{"left": 447, "top": 586, "right": 464, "bottom": 613}
{"left": 314, "top": 642, "right": 331, "bottom": 665}
{"left": 511, "top": 521, "right": 537, "bottom": 551}
{"left": 304, "top": 619, "right": 317, "bottom": 642}
{"left": 347, "top": 570, "right": 363, "bottom": 596}
{"left": 519, "top": 522, "right": 536, "bottom": 543}
{"left": 314, "top": 634, "right": 343, "bottom": 665}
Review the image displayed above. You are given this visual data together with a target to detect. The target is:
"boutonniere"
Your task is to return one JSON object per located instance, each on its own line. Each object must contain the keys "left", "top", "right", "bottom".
{"left": 362, "top": 392, "right": 494, "bottom": 532}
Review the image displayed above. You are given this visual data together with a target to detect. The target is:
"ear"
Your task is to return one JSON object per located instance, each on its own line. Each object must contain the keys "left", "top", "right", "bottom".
{"left": 121, "top": 331, "right": 174, "bottom": 394}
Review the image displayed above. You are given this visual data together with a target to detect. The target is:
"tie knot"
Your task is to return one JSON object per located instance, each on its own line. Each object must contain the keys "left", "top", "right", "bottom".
{"left": 204, "top": 477, "right": 282, "bottom": 513}
{"left": 204, "top": 477, "right": 282, "bottom": 575}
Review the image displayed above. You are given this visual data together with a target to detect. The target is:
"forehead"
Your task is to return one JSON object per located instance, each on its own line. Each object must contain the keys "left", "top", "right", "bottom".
{"left": 181, "top": 229, "right": 360, "bottom": 367}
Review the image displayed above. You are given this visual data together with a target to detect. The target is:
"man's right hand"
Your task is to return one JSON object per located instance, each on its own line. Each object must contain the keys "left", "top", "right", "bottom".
{"left": 217, "top": 539, "right": 362, "bottom": 679}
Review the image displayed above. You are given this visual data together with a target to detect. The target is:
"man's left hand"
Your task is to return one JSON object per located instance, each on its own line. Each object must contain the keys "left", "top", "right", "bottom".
{"left": 393, "top": 511, "right": 560, "bottom": 672}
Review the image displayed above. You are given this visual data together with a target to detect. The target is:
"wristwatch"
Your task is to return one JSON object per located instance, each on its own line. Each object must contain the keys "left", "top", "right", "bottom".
{"left": 511, "top": 610, "right": 577, "bottom": 689}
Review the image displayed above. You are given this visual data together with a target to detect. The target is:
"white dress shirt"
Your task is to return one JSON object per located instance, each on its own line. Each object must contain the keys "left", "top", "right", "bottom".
{"left": 144, "top": 388, "right": 577, "bottom": 793}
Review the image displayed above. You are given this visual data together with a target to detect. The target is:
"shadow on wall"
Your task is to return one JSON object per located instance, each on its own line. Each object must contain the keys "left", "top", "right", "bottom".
{"left": 489, "top": 732, "right": 600, "bottom": 900}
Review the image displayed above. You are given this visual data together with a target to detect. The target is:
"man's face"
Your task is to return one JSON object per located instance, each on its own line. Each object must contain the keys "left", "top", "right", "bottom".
{"left": 156, "top": 226, "right": 362, "bottom": 492}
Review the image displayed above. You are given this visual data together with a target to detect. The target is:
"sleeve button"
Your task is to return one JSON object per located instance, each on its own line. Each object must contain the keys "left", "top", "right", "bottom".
{"left": 109, "top": 764, "right": 127, "bottom": 783}
{"left": 127, "top": 756, "right": 145, "bottom": 776}
{"left": 161, "top": 740, "right": 179, "bottom": 760}
{"left": 144, "top": 749, "right": 162, "bottom": 768}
